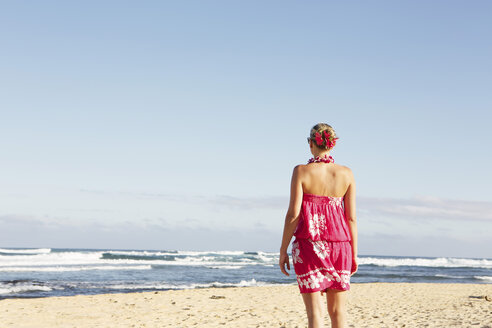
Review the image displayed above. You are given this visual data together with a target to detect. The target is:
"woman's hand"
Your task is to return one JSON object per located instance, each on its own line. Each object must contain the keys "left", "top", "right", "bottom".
{"left": 350, "top": 256, "right": 358, "bottom": 276}
{"left": 279, "top": 251, "right": 291, "bottom": 276}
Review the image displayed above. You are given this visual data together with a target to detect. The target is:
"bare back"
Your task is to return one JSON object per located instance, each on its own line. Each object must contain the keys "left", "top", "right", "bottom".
{"left": 297, "top": 163, "right": 352, "bottom": 197}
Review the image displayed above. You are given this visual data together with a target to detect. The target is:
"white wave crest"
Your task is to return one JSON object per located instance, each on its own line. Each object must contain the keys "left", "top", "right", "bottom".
{"left": 0, "top": 285, "right": 53, "bottom": 295}
{"left": 474, "top": 276, "right": 492, "bottom": 282}
{"left": 105, "top": 250, "right": 251, "bottom": 257}
{"left": 0, "top": 248, "right": 51, "bottom": 254}
{"left": 0, "top": 251, "right": 104, "bottom": 267}
{"left": 359, "top": 257, "right": 492, "bottom": 269}
{"left": 177, "top": 250, "right": 246, "bottom": 256}
{"left": 0, "top": 265, "right": 152, "bottom": 272}
{"left": 0, "top": 250, "right": 276, "bottom": 268}
{"left": 206, "top": 265, "right": 244, "bottom": 270}
{"left": 434, "top": 274, "right": 466, "bottom": 279}
{"left": 104, "top": 250, "right": 179, "bottom": 256}
{"left": 103, "top": 278, "right": 267, "bottom": 290}
{"left": 94, "top": 278, "right": 271, "bottom": 291}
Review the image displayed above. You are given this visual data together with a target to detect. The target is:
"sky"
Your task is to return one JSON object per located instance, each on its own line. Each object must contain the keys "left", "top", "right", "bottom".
{"left": 0, "top": 1, "right": 491, "bottom": 258}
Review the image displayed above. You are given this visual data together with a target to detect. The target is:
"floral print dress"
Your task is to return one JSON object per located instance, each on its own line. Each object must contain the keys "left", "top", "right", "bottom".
{"left": 292, "top": 193, "right": 352, "bottom": 293}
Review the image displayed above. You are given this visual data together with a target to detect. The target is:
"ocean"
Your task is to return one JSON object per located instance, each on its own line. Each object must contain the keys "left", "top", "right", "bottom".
{"left": 0, "top": 248, "right": 490, "bottom": 299}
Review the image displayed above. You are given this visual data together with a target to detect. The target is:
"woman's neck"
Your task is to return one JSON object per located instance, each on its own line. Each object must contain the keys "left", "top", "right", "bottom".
{"left": 311, "top": 150, "right": 331, "bottom": 158}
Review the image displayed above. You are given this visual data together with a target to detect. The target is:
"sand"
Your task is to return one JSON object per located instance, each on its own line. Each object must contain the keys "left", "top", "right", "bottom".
{"left": 1, "top": 283, "right": 491, "bottom": 327}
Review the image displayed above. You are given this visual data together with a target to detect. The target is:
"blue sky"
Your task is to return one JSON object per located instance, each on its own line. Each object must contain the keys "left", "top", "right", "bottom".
{"left": 1, "top": 1, "right": 491, "bottom": 257}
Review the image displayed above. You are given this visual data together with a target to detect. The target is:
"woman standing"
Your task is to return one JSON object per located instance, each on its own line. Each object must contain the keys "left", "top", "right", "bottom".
{"left": 279, "top": 123, "right": 358, "bottom": 328}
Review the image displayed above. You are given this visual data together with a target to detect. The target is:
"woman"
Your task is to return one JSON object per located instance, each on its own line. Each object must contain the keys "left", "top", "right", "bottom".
{"left": 279, "top": 123, "right": 358, "bottom": 328}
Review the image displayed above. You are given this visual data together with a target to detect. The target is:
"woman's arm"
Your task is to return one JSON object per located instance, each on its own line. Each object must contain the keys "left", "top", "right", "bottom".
{"left": 279, "top": 166, "right": 303, "bottom": 276}
{"left": 344, "top": 169, "right": 358, "bottom": 275}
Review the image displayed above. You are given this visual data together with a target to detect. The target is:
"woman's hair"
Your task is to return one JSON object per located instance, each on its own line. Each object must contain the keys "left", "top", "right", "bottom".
{"left": 309, "top": 123, "right": 338, "bottom": 149}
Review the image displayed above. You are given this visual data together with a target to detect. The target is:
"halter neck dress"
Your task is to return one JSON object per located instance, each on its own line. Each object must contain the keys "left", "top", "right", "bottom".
{"left": 292, "top": 193, "right": 352, "bottom": 293}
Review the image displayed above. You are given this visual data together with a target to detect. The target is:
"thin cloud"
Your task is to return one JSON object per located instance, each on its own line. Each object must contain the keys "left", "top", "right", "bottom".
{"left": 79, "top": 188, "right": 286, "bottom": 210}
{"left": 78, "top": 188, "right": 492, "bottom": 221}
{"left": 0, "top": 215, "right": 280, "bottom": 251}
{"left": 79, "top": 188, "right": 205, "bottom": 202}
{"left": 211, "top": 194, "right": 492, "bottom": 222}
{"left": 211, "top": 195, "right": 287, "bottom": 210}
{"left": 359, "top": 196, "right": 492, "bottom": 222}
{"left": 0, "top": 214, "right": 77, "bottom": 229}
{"left": 0, "top": 215, "right": 45, "bottom": 225}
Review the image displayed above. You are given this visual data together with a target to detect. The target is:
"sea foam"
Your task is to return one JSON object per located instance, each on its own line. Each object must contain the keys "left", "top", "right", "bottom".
{"left": 359, "top": 256, "right": 492, "bottom": 269}
{"left": 0, "top": 248, "right": 51, "bottom": 254}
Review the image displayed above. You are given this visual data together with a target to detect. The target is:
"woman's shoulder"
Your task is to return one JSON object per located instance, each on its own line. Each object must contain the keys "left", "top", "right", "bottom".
{"left": 334, "top": 163, "right": 352, "bottom": 172}
{"left": 292, "top": 163, "right": 311, "bottom": 173}
{"left": 295, "top": 162, "right": 352, "bottom": 171}
{"left": 332, "top": 164, "right": 355, "bottom": 184}
{"left": 293, "top": 163, "right": 353, "bottom": 177}
{"left": 293, "top": 163, "right": 309, "bottom": 170}
{"left": 291, "top": 164, "right": 305, "bottom": 177}
{"left": 333, "top": 163, "right": 354, "bottom": 177}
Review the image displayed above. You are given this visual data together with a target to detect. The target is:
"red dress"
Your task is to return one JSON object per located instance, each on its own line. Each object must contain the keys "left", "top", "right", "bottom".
{"left": 292, "top": 193, "right": 352, "bottom": 293}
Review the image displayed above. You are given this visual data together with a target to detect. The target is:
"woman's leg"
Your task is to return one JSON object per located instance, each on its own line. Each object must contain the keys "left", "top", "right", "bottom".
{"left": 301, "top": 292, "right": 324, "bottom": 328}
{"left": 325, "top": 289, "right": 347, "bottom": 328}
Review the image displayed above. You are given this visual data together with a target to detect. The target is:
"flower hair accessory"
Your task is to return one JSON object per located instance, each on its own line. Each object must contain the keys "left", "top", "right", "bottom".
{"left": 315, "top": 132, "right": 324, "bottom": 146}
{"left": 311, "top": 130, "right": 338, "bottom": 149}
{"left": 323, "top": 130, "right": 338, "bottom": 148}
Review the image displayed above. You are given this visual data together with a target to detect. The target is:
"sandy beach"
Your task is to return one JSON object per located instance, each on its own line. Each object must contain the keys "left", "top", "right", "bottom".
{"left": 1, "top": 283, "right": 491, "bottom": 327}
